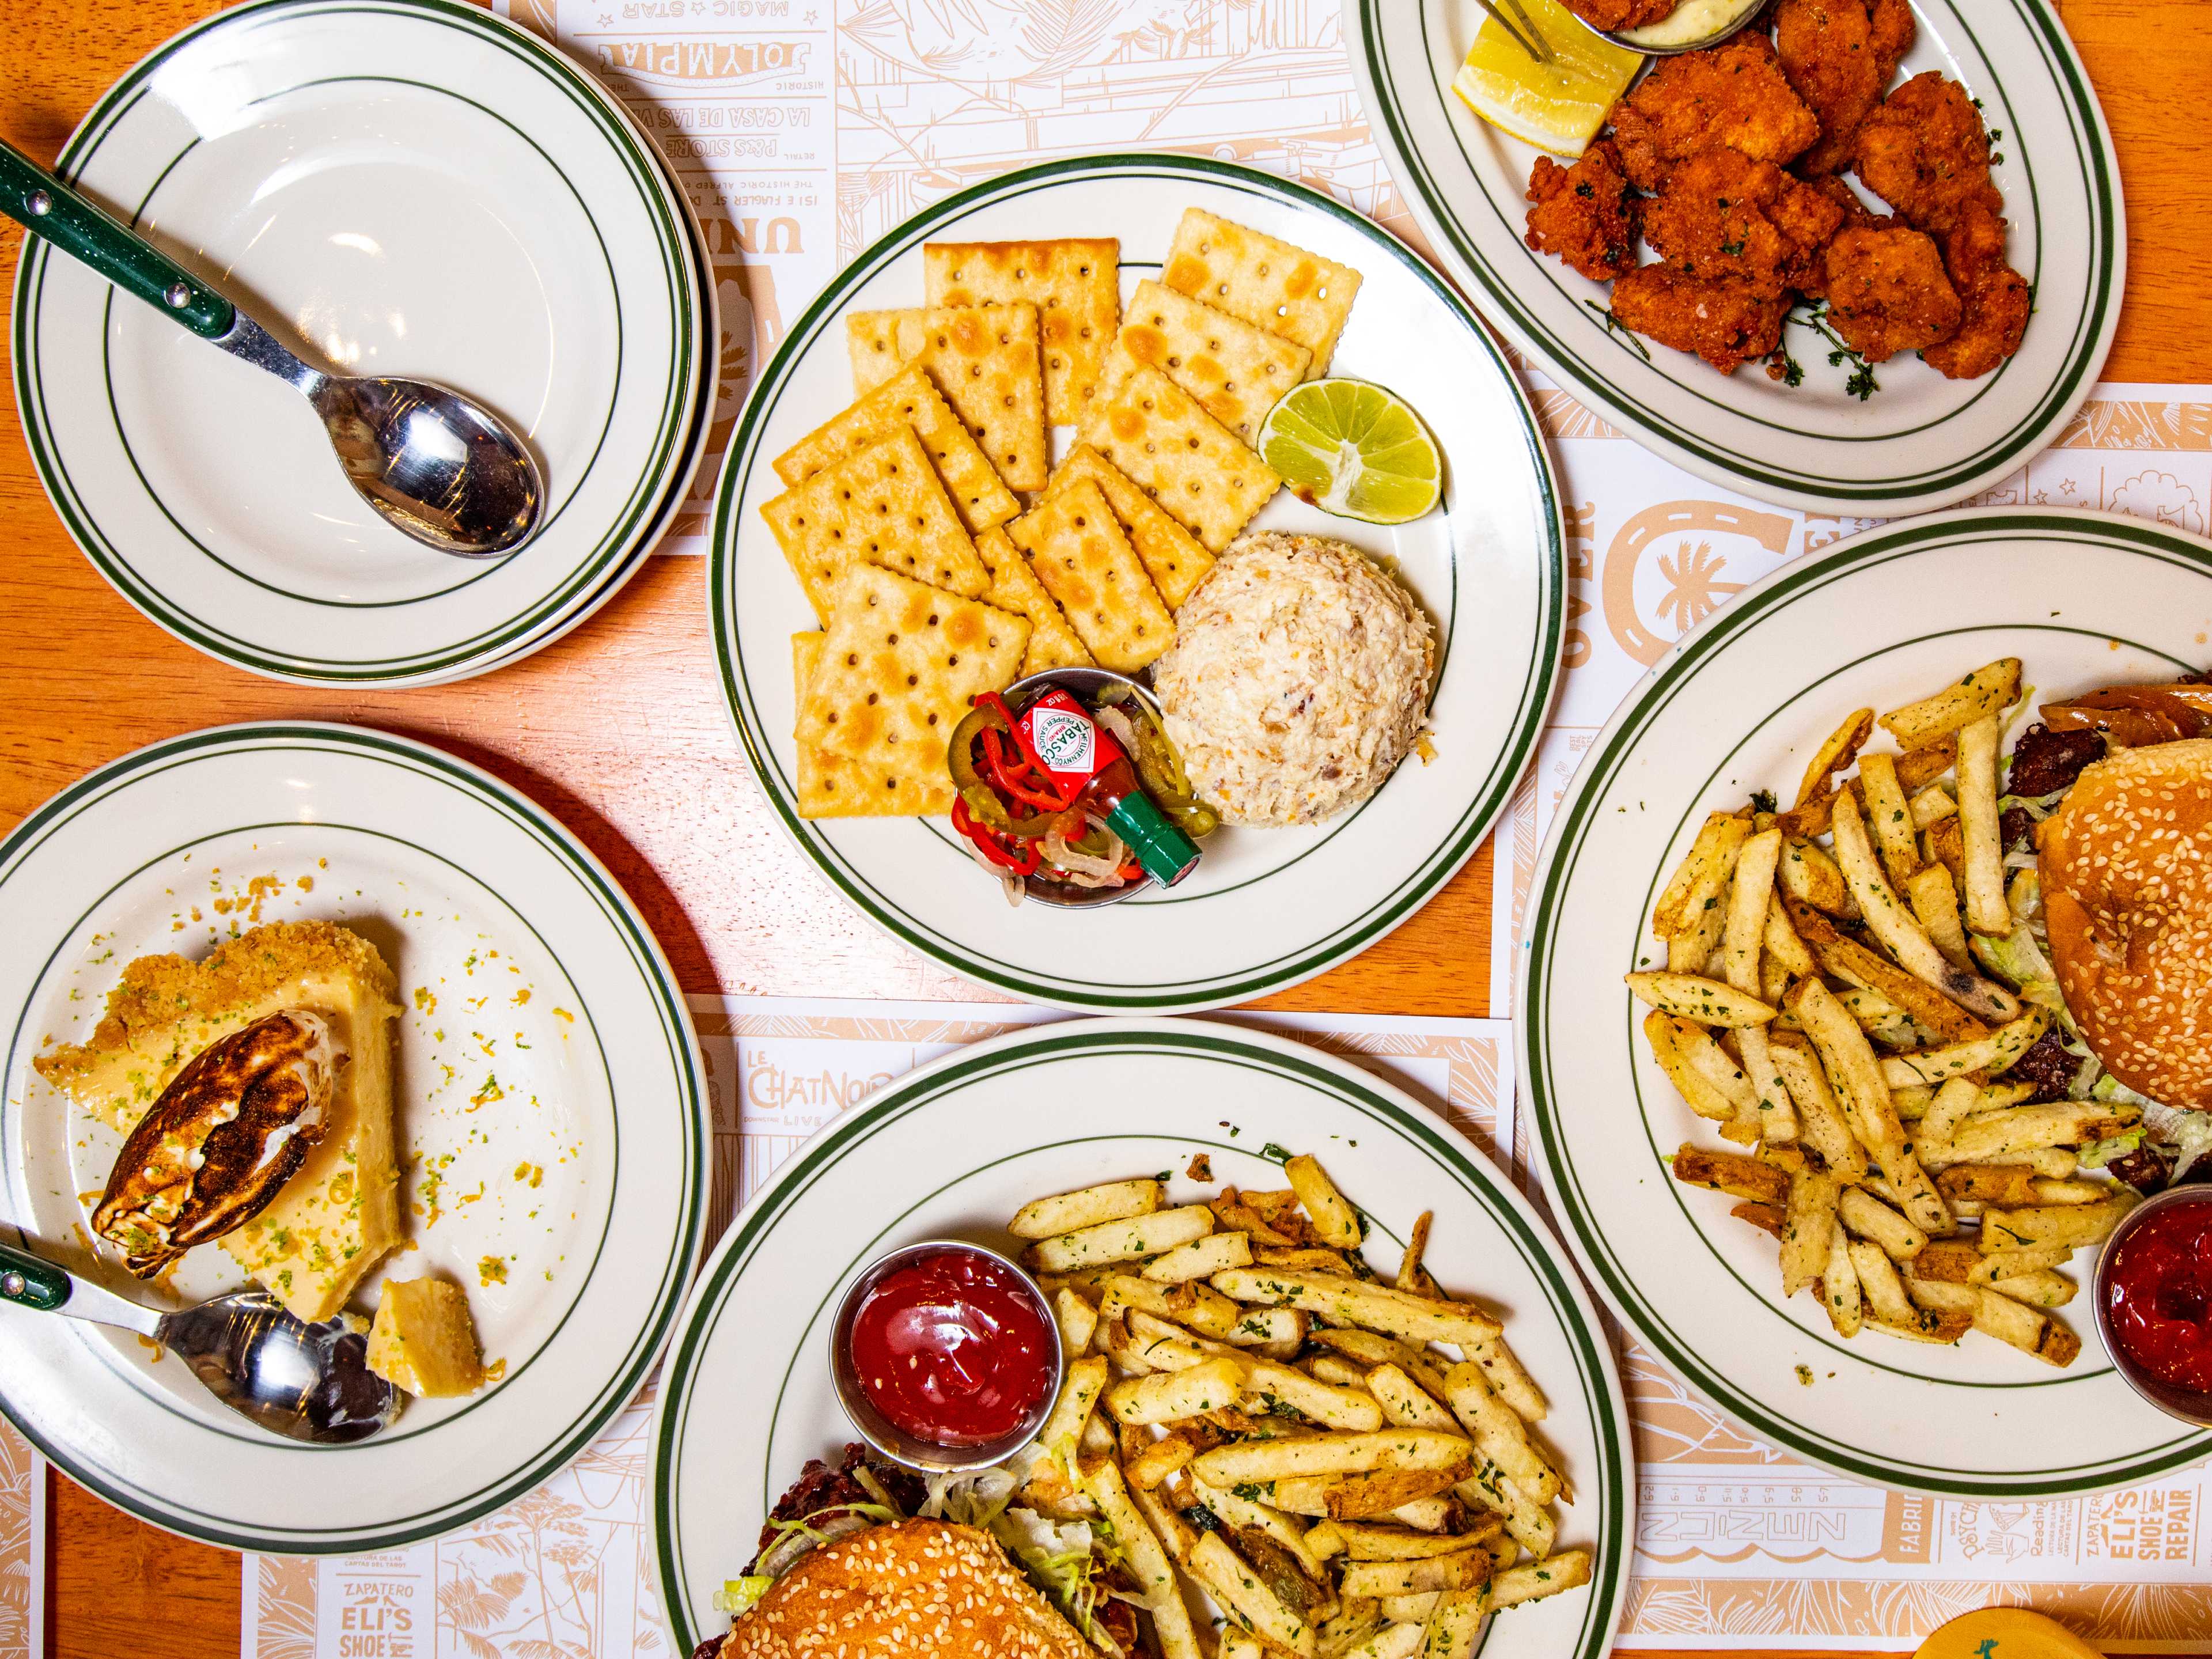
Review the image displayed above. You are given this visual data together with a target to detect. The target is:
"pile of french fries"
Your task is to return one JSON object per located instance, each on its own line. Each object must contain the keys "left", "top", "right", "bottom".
{"left": 1634, "top": 659, "right": 2143, "bottom": 1366}
{"left": 1009, "top": 1154, "right": 1590, "bottom": 1659}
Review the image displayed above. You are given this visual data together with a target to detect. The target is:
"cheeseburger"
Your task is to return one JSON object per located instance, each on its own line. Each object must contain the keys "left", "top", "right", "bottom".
{"left": 1999, "top": 679, "right": 2212, "bottom": 1191}
{"left": 696, "top": 1444, "right": 1126, "bottom": 1659}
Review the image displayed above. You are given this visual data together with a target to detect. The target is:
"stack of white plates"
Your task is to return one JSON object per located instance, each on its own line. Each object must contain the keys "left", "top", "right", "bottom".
{"left": 12, "top": 0, "right": 714, "bottom": 685}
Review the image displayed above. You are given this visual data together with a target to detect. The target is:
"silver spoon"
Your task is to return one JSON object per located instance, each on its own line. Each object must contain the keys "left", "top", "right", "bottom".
{"left": 0, "top": 138, "right": 541, "bottom": 559}
{"left": 1584, "top": 0, "right": 1768, "bottom": 56}
{"left": 0, "top": 1238, "right": 401, "bottom": 1444}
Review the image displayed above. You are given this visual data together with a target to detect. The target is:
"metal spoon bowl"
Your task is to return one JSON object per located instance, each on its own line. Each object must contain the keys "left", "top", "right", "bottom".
{"left": 0, "top": 1240, "right": 400, "bottom": 1444}
{"left": 1591, "top": 0, "right": 1768, "bottom": 56}
{"left": 1, "top": 138, "right": 541, "bottom": 560}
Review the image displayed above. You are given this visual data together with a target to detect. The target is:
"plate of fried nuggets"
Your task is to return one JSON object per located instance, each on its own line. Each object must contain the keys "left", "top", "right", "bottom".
{"left": 1524, "top": 12, "right": 2031, "bottom": 382}
{"left": 1014, "top": 1151, "right": 1593, "bottom": 1659}
{"left": 1632, "top": 657, "right": 2145, "bottom": 1373}
{"left": 759, "top": 205, "right": 1368, "bottom": 820}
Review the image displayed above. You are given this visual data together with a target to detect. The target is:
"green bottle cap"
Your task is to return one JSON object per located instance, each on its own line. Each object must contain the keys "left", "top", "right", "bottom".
{"left": 1107, "top": 790, "right": 1202, "bottom": 888}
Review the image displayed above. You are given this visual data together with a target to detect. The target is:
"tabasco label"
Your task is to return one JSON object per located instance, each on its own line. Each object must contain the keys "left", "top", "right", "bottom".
{"left": 1017, "top": 690, "right": 1125, "bottom": 781}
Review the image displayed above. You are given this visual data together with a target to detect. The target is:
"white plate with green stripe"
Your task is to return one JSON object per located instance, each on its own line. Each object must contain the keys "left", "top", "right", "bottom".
{"left": 1346, "top": 1, "right": 2122, "bottom": 516}
{"left": 711, "top": 154, "right": 1563, "bottom": 1013}
{"left": 0, "top": 722, "right": 709, "bottom": 1550}
{"left": 1518, "top": 507, "right": 2212, "bottom": 1496}
{"left": 13, "top": 0, "right": 712, "bottom": 686}
{"left": 650, "top": 1019, "right": 1630, "bottom": 1658}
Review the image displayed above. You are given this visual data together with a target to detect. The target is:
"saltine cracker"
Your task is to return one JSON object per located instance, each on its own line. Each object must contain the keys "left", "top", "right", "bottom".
{"left": 1162, "top": 208, "right": 1362, "bottom": 374}
{"left": 1046, "top": 444, "right": 1214, "bottom": 611}
{"left": 1078, "top": 363, "right": 1281, "bottom": 554}
{"left": 1009, "top": 479, "right": 1175, "bottom": 673}
{"left": 760, "top": 426, "right": 994, "bottom": 626}
{"left": 846, "top": 305, "right": 1049, "bottom": 491}
{"left": 791, "top": 632, "right": 955, "bottom": 817}
{"left": 771, "top": 366, "right": 1018, "bottom": 535}
{"left": 975, "top": 527, "right": 1094, "bottom": 677}
{"left": 1114, "top": 277, "right": 1311, "bottom": 442}
{"left": 925, "top": 238, "right": 1120, "bottom": 426}
{"left": 797, "top": 565, "right": 1029, "bottom": 769}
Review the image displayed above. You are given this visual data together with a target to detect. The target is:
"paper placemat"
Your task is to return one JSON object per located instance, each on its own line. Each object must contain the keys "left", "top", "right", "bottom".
{"left": 1, "top": 1419, "right": 42, "bottom": 1659}
{"left": 242, "top": 995, "right": 1512, "bottom": 1659}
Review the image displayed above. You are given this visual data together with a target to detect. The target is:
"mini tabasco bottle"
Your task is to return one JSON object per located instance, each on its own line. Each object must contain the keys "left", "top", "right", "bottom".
{"left": 1013, "top": 689, "right": 1201, "bottom": 887}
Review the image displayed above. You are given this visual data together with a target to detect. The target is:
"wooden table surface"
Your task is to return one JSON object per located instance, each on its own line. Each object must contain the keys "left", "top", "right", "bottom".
{"left": 5, "top": 1, "right": 2210, "bottom": 1655}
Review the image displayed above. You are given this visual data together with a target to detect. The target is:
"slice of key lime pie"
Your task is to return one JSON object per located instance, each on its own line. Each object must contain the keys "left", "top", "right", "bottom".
{"left": 35, "top": 919, "right": 402, "bottom": 1323}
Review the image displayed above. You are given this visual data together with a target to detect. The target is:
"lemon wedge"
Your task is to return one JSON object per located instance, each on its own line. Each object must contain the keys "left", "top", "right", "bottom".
{"left": 1257, "top": 380, "right": 1442, "bottom": 526}
{"left": 1452, "top": 0, "right": 1643, "bottom": 158}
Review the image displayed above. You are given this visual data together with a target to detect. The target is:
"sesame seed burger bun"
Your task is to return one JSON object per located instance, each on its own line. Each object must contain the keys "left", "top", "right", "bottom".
{"left": 2039, "top": 737, "right": 2212, "bottom": 1108}
{"left": 718, "top": 1517, "right": 1094, "bottom": 1659}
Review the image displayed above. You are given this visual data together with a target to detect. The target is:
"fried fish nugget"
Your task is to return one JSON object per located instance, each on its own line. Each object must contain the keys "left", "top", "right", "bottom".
{"left": 1923, "top": 202, "right": 2029, "bottom": 380}
{"left": 1775, "top": 0, "right": 1917, "bottom": 175}
{"left": 1609, "top": 264, "right": 1787, "bottom": 376}
{"left": 1563, "top": 0, "right": 1677, "bottom": 26}
{"left": 1821, "top": 226, "right": 1962, "bottom": 362}
{"left": 1606, "top": 33, "right": 1820, "bottom": 191}
{"left": 1642, "top": 149, "right": 1846, "bottom": 298}
{"left": 1853, "top": 72, "right": 2005, "bottom": 234}
{"left": 1524, "top": 140, "right": 1642, "bottom": 282}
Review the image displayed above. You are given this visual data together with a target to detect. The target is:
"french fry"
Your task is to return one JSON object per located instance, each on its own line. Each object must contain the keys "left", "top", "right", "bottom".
{"left": 1396, "top": 1211, "right": 1433, "bottom": 1293}
{"left": 1906, "top": 1278, "right": 2081, "bottom": 1367}
{"left": 1722, "top": 830, "right": 1785, "bottom": 991}
{"left": 1739, "top": 1026, "right": 1801, "bottom": 1144}
{"left": 1654, "top": 812, "right": 1754, "bottom": 935}
{"left": 1491, "top": 1550, "right": 1591, "bottom": 1610}
{"left": 1029, "top": 1205, "right": 1215, "bottom": 1272}
{"left": 1904, "top": 863, "right": 1974, "bottom": 973}
{"left": 1763, "top": 895, "right": 1817, "bottom": 978}
{"left": 1131, "top": 1471, "right": 1203, "bottom": 1558}
{"left": 1011, "top": 1178, "right": 1163, "bottom": 1239}
{"left": 1848, "top": 1238, "right": 1916, "bottom": 1325}
{"left": 1339, "top": 1553, "right": 1490, "bottom": 1600}
{"left": 1835, "top": 982, "right": 1926, "bottom": 1049}
{"left": 1908, "top": 781, "right": 1957, "bottom": 830}
{"left": 1419, "top": 1588, "right": 1491, "bottom": 1659}
{"left": 1925, "top": 814, "right": 1967, "bottom": 882}
{"left": 1879, "top": 1011, "right": 2051, "bottom": 1089}
{"left": 1790, "top": 979, "right": 1906, "bottom": 1159}
{"left": 1780, "top": 1168, "right": 1841, "bottom": 1298}
{"left": 1732, "top": 1200, "right": 1785, "bottom": 1240}
{"left": 1312, "top": 1358, "right": 1371, "bottom": 1392}
{"left": 1209, "top": 1305, "right": 1310, "bottom": 1356}
{"left": 2032, "top": 1178, "right": 2115, "bottom": 1205}
{"left": 1127, "top": 1430, "right": 1203, "bottom": 1490}
{"left": 1857, "top": 753, "right": 1920, "bottom": 889}
{"left": 1838, "top": 1187, "right": 1927, "bottom": 1260}
{"left": 1980, "top": 1198, "right": 2137, "bottom": 1255}
{"left": 1190, "top": 1476, "right": 1335, "bottom": 1580}
{"left": 1211, "top": 1268, "right": 1501, "bottom": 1349}
{"left": 1040, "top": 1355, "right": 1109, "bottom": 1458}
{"left": 1385, "top": 1593, "right": 1442, "bottom": 1626}
{"left": 1192, "top": 1430, "right": 1472, "bottom": 1487}
{"left": 1243, "top": 1357, "right": 1385, "bottom": 1432}
{"left": 1366, "top": 1364, "right": 1459, "bottom": 1434}
{"left": 1271, "top": 1466, "right": 1472, "bottom": 1520}
{"left": 1464, "top": 1332, "right": 1548, "bottom": 1424}
{"left": 1867, "top": 1307, "right": 1972, "bottom": 1345}
{"left": 1346, "top": 1626, "right": 1426, "bottom": 1659}
{"left": 1441, "top": 1363, "right": 1561, "bottom": 1507}
{"left": 1144, "top": 1231, "right": 1254, "bottom": 1283}
{"left": 1671, "top": 1143, "right": 1789, "bottom": 1207}
{"left": 1936, "top": 1164, "right": 2041, "bottom": 1207}
{"left": 1985, "top": 1268, "right": 2075, "bottom": 1309}
{"left": 1878, "top": 660, "right": 2021, "bottom": 750}
{"left": 1325, "top": 1520, "right": 1501, "bottom": 1562}
{"left": 1778, "top": 835, "right": 1854, "bottom": 916}
{"left": 1053, "top": 1287, "right": 1099, "bottom": 1355}
{"left": 1766, "top": 1041, "right": 1870, "bottom": 1181}
{"left": 1930, "top": 1101, "right": 2136, "bottom": 1168}
{"left": 1956, "top": 714, "right": 2009, "bottom": 935}
{"left": 1814, "top": 931, "right": 1988, "bottom": 1047}
{"left": 1217, "top": 1632, "right": 1270, "bottom": 1659}
{"left": 1083, "top": 1457, "right": 1203, "bottom": 1659}
{"left": 1919, "top": 1077, "right": 1990, "bottom": 1143}
{"left": 1188, "top": 1531, "right": 1319, "bottom": 1658}
{"left": 1798, "top": 709, "right": 1876, "bottom": 808}
{"left": 1309, "top": 1328, "right": 1452, "bottom": 1406}
{"left": 1822, "top": 1227, "right": 1863, "bottom": 1336}
{"left": 1106, "top": 1356, "right": 1248, "bottom": 1425}
{"left": 1283, "top": 1154, "right": 1365, "bottom": 1250}
{"left": 1646, "top": 1012, "right": 1758, "bottom": 1123}
{"left": 1624, "top": 971, "right": 1777, "bottom": 1028}
{"left": 1211, "top": 1189, "right": 1308, "bottom": 1249}
{"left": 1830, "top": 791, "right": 2019, "bottom": 1024}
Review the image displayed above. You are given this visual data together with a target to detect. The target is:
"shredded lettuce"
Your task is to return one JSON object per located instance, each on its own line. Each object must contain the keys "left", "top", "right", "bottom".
{"left": 990, "top": 1509, "right": 1120, "bottom": 1647}
{"left": 714, "top": 1577, "right": 775, "bottom": 1615}
{"left": 2078, "top": 1130, "right": 2145, "bottom": 1170}
{"left": 760, "top": 1501, "right": 896, "bottom": 1546}
{"left": 919, "top": 1464, "right": 1019, "bottom": 1529}
{"left": 2143, "top": 1103, "right": 2212, "bottom": 1184}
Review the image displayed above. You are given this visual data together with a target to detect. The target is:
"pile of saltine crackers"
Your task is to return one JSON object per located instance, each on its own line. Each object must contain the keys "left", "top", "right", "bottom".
{"left": 762, "top": 207, "right": 1366, "bottom": 820}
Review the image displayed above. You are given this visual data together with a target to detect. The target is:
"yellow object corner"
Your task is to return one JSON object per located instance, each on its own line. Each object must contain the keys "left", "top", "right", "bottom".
{"left": 1453, "top": 0, "right": 1644, "bottom": 158}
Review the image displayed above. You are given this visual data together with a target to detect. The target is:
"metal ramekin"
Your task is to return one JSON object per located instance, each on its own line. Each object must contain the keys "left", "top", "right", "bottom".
{"left": 2091, "top": 1183, "right": 2212, "bottom": 1428}
{"left": 996, "top": 666, "right": 1168, "bottom": 910}
{"left": 828, "top": 1238, "right": 1065, "bottom": 1472}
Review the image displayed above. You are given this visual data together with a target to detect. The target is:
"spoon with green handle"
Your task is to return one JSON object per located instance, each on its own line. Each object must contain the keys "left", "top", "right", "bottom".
{"left": 0, "top": 138, "right": 541, "bottom": 558}
{"left": 0, "top": 1238, "right": 400, "bottom": 1444}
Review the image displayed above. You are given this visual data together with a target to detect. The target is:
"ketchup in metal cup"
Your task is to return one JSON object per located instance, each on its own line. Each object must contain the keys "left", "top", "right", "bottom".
{"left": 2103, "top": 1200, "right": 2212, "bottom": 1395}
{"left": 1013, "top": 688, "right": 1201, "bottom": 887}
{"left": 847, "top": 1247, "right": 1055, "bottom": 1449}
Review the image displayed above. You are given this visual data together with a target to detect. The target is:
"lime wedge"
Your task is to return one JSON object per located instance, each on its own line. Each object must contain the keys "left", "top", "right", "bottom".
{"left": 1256, "top": 380, "right": 1442, "bottom": 526}
{"left": 1452, "top": 0, "right": 1643, "bottom": 158}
